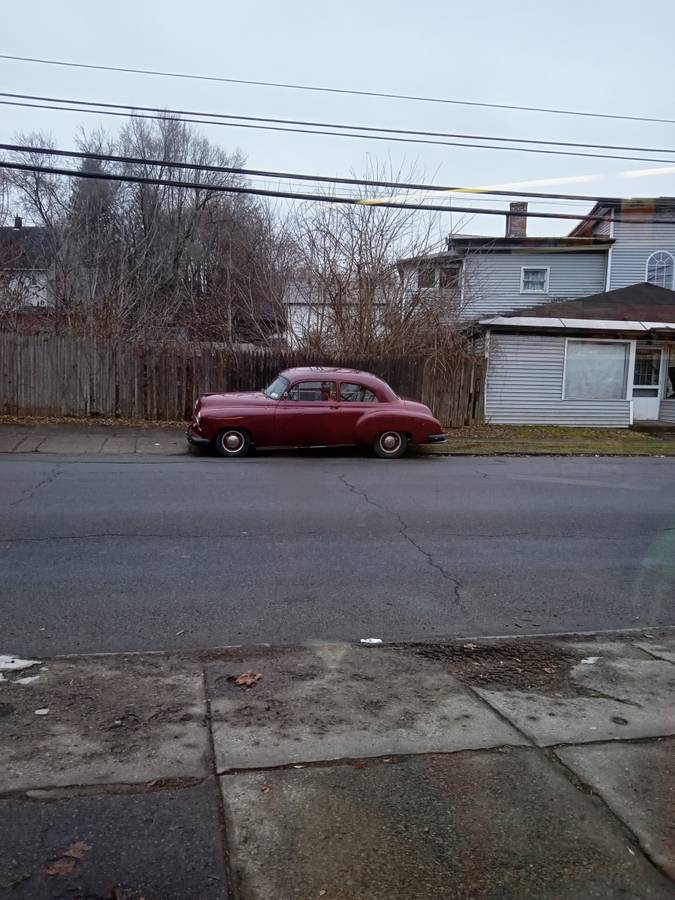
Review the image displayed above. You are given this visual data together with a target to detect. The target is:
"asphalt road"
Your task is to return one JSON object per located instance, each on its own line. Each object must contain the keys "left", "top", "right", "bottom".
{"left": 1, "top": 452, "right": 674, "bottom": 656}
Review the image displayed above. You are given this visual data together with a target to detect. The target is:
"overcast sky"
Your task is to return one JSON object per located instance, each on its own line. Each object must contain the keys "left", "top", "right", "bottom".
{"left": 2, "top": 0, "right": 675, "bottom": 236}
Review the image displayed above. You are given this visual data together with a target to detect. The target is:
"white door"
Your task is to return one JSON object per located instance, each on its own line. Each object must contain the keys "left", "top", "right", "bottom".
{"left": 632, "top": 347, "right": 663, "bottom": 421}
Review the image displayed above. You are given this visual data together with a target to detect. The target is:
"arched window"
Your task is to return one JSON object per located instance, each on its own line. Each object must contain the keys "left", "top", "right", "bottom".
{"left": 646, "top": 251, "right": 674, "bottom": 288}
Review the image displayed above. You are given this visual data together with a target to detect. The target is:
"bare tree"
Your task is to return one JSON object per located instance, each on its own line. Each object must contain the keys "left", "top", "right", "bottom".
{"left": 0, "top": 170, "right": 9, "bottom": 227}
{"left": 1, "top": 116, "right": 290, "bottom": 342}
{"left": 288, "top": 162, "right": 471, "bottom": 361}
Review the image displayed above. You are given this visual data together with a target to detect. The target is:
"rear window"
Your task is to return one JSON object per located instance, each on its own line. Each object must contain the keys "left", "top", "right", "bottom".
{"left": 340, "top": 383, "right": 378, "bottom": 403}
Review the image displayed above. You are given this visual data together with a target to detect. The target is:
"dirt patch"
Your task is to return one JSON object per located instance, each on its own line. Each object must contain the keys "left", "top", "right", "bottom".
{"left": 0, "top": 655, "right": 208, "bottom": 789}
{"left": 392, "top": 640, "right": 584, "bottom": 693}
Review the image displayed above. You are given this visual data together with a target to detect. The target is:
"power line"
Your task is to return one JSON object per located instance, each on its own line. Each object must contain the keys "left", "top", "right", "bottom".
{"left": 4, "top": 91, "right": 675, "bottom": 156}
{"left": 5, "top": 97, "right": 675, "bottom": 168}
{"left": 1, "top": 52, "right": 674, "bottom": 126}
{"left": 0, "top": 141, "right": 615, "bottom": 203}
{"left": 0, "top": 158, "right": 662, "bottom": 225}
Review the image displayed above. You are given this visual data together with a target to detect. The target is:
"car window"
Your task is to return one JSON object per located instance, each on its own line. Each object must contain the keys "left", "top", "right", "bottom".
{"left": 263, "top": 375, "right": 290, "bottom": 399}
{"left": 287, "top": 380, "right": 337, "bottom": 401}
{"left": 340, "top": 382, "right": 378, "bottom": 403}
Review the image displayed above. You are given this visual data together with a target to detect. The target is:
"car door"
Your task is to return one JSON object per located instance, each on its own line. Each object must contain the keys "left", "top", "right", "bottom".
{"left": 274, "top": 380, "right": 340, "bottom": 446}
{"left": 334, "top": 381, "right": 381, "bottom": 443}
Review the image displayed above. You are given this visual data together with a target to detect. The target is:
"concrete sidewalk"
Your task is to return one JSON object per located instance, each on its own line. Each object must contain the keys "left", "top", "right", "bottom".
{"left": 1, "top": 631, "right": 674, "bottom": 898}
{"left": 0, "top": 422, "right": 188, "bottom": 456}
{"left": 3, "top": 421, "right": 675, "bottom": 458}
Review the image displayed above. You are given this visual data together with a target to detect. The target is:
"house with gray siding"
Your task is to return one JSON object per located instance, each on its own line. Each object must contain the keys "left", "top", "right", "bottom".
{"left": 403, "top": 197, "right": 675, "bottom": 322}
{"left": 402, "top": 196, "right": 675, "bottom": 427}
{"left": 480, "top": 283, "right": 675, "bottom": 427}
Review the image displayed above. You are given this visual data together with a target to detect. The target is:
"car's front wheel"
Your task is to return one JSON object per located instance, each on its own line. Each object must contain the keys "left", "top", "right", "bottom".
{"left": 373, "top": 431, "right": 408, "bottom": 459}
{"left": 215, "top": 428, "right": 251, "bottom": 458}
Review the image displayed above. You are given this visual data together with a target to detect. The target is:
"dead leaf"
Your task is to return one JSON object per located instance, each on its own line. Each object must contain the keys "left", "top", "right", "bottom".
{"left": 228, "top": 671, "right": 263, "bottom": 687}
{"left": 260, "top": 784, "right": 271, "bottom": 794}
{"left": 64, "top": 841, "right": 91, "bottom": 860}
{"left": 47, "top": 857, "right": 76, "bottom": 876}
{"left": 462, "top": 643, "right": 478, "bottom": 651}
{"left": 319, "top": 892, "right": 327, "bottom": 897}
{"left": 543, "top": 667, "right": 556, "bottom": 674}
{"left": 354, "top": 760, "right": 366, "bottom": 769}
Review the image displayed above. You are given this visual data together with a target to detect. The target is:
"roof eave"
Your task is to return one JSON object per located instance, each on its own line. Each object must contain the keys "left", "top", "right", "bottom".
{"left": 479, "top": 315, "right": 675, "bottom": 333}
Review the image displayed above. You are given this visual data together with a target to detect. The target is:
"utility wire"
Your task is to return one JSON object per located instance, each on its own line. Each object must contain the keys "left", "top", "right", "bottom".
{"left": 3, "top": 91, "right": 675, "bottom": 156}
{"left": 5, "top": 98, "right": 675, "bottom": 167}
{"left": 1, "top": 52, "right": 674, "bottom": 126}
{"left": 0, "top": 140, "right": 616, "bottom": 203}
{"left": 0, "top": 158, "right": 661, "bottom": 225}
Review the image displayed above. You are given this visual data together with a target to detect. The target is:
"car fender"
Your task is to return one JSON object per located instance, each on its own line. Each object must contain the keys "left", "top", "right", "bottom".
{"left": 199, "top": 406, "right": 267, "bottom": 442}
{"left": 354, "top": 409, "right": 440, "bottom": 444}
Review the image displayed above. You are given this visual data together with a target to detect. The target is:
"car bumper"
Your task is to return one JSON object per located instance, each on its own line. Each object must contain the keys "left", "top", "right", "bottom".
{"left": 423, "top": 434, "right": 448, "bottom": 444}
{"left": 186, "top": 426, "right": 211, "bottom": 447}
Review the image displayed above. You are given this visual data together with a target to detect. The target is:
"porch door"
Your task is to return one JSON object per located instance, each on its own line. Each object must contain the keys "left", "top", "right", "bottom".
{"left": 632, "top": 347, "right": 663, "bottom": 421}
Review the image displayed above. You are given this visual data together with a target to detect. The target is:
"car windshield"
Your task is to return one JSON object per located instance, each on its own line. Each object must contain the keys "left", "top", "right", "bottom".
{"left": 263, "top": 375, "right": 290, "bottom": 400}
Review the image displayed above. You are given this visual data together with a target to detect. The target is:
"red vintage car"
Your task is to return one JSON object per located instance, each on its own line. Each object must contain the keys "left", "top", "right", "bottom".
{"left": 187, "top": 367, "right": 446, "bottom": 459}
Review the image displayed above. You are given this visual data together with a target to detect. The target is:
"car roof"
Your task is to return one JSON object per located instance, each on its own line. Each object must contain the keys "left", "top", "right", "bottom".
{"left": 280, "top": 367, "right": 395, "bottom": 394}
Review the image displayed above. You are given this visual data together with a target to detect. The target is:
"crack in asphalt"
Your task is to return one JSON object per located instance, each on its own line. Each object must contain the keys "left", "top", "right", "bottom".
{"left": 8, "top": 464, "right": 62, "bottom": 507}
{"left": 338, "top": 473, "right": 469, "bottom": 613}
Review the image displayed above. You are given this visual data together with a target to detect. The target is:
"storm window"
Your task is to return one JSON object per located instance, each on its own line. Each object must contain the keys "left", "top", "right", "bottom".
{"left": 520, "top": 267, "right": 549, "bottom": 293}
{"left": 563, "top": 340, "right": 630, "bottom": 400}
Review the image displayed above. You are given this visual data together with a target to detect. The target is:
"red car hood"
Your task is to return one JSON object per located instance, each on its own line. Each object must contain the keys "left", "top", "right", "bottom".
{"left": 198, "top": 390, "right": 270, "bottom": 408}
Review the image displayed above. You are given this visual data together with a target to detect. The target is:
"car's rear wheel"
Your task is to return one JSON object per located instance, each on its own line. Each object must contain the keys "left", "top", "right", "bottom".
{"left": 373, "top": 431, "right": 407, "bottom": 459}
{"left": 215, "top": 428, "right": 251, "bottom": 458}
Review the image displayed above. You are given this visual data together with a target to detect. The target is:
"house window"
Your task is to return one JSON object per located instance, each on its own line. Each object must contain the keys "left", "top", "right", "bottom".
{"left": 645, "top": 251, "right": 674, "bottom": 288}
{"left": 418, "top": 264, "right": 436, "bottom": 289}
{"left": 521, "top": 267, "right": 550, "bottom": 293}
{"left": 563, "top": 340, "right": 630, "bottom": 400}
{"left": 439, "top": 263, "right": 461, "bottom": 289}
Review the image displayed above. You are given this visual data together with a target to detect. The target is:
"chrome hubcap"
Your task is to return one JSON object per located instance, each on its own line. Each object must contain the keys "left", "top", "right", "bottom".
{"left": 381, "top": 433, "right": 400, "bottom": 452}
{"left": 224, "top": 432, "right": 243, "bottom": 451}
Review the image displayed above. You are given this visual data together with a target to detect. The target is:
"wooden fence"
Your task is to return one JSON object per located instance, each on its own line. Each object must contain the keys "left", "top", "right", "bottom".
{"left": 0, "top": 333, "right": 485, "bottom": 426}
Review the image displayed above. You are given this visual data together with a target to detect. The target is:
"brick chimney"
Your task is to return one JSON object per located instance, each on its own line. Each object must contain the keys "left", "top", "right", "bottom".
{"left": 505, "top": 202, "right": 527, "bottom": 238}
{"left": 14, "top": 215, "right": 22, "bottom": 229}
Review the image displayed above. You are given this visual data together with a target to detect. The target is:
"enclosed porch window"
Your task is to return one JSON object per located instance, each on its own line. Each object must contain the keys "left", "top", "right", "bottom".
{"left": 563, "top": 340, "right": 630, "bottom": 400}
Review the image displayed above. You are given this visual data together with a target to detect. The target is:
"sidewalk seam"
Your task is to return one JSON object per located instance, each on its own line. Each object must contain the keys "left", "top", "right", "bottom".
{"left": 551, "top": 748, "right": 675, "bottom": 885}
{"left": 202, "top": 664, "right": 237, "bottom": 900}
{"left": 633, "top": 643, "right": 675, "bottom": 666}
{"left": 0, "top": 776, "right": 208, "bottom": 802}
{"left": 459, "top": 682, "right": 538, "bottom": 747}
